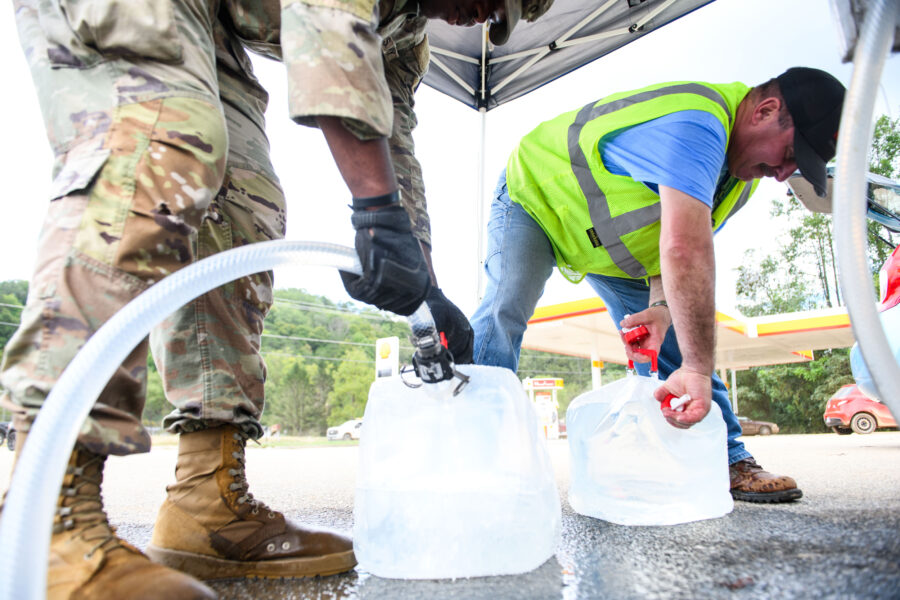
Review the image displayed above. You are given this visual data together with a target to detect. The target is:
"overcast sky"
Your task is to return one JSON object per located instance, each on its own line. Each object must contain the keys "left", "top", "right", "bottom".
{"left": 1, "top": 0, "right": 898, "bottom": 319}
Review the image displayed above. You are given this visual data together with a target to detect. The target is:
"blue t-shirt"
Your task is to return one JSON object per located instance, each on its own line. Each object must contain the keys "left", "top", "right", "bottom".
{"left": 598, "top": 110, "right": 728, "bottom": 208}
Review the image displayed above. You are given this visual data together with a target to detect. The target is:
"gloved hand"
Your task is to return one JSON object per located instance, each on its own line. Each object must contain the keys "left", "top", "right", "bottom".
{"left": 425, "top": 286, "right": 474, "bottom": 364}
{"left": 340, "top": 196, "right": 431, "bottom": 316}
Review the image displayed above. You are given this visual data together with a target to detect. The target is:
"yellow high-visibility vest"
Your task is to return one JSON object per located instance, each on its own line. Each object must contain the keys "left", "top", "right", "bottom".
{"left": 506, "top": 81, "right": 759, "bottom": 281}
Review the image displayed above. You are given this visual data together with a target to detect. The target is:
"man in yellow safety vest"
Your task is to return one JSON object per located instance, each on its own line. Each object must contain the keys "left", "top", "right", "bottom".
{"left": 471, "top": 67, "right": 845, "bottom": 503}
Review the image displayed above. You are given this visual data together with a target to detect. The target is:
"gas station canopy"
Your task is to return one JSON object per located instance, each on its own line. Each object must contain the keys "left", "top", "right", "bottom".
{"left": 423, "top": 0, "right": 715, "bottom": 110}
{"left": 523, "top": 298, "right": 855, "bottom": 370}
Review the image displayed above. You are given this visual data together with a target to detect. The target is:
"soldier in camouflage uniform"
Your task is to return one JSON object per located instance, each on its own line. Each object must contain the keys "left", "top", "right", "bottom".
{"left": 1, "top": 0, "right": 554, "bottom": 597}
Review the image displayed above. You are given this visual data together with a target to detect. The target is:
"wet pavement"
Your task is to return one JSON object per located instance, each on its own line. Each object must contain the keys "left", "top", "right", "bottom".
{"left": 2, "top": 432, "right": 899, "bottom": 599}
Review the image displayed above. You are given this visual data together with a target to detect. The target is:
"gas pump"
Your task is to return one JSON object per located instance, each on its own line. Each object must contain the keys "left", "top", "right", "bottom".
{"left": 523, "top": 377, "right": 564, "bottom": 440}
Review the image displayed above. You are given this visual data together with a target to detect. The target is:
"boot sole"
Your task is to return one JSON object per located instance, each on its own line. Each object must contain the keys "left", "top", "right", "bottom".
{"left": 145, "top": 545, "right": 357, "bottom": 580}
{"left": 730, "top": 488, "right": 803, "bottom": 503}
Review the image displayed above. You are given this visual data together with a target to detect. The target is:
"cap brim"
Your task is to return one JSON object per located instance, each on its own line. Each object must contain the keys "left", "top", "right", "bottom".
{"left": 794, "top": 129, "right": 828, "bottom": 197}
{"left": 786, "top": 172, "right": 833, "bottom": 213}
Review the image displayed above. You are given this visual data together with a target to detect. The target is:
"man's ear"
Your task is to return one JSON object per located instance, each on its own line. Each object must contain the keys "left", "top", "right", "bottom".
{"left": 752, "top": 96, "right": 782, "bottom": 125}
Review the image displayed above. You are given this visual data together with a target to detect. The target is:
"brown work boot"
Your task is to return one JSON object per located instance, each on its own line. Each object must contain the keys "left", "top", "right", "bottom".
{"left": 729, "top": 457, "right": 803, "bottom": 503}
{"left": 147, "top": 425, "right": 355, "bottom": 579}
{"left": 45, "top": 443, "right": 215, "bottom": 599}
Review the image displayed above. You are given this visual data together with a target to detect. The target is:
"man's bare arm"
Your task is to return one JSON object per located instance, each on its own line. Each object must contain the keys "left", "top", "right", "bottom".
{"left": 658, "top": 185, "right": 716, "bottom": 375}
{"left": 655, "top": 185, "right": 715, "bottom": 426}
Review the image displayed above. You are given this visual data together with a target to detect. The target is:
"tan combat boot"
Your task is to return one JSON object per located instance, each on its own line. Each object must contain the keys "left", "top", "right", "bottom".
{"left": 18, "top": 438, "right": 216, "bottom": 600}
{"left": 147, "top": 425, "right": 356, "bottom": 579}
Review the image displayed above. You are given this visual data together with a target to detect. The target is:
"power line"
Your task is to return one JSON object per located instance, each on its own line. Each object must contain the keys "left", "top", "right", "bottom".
{"left": 261, "top": 331, "right": 595, "bottom": 367}
{"left": 260, "top": 351, "right": 372, "bottom": 364}
{"left": 0, "top": 322, "right": 20, "bottom": 328}
{"left": 273, "top": 304, "right": 386, "bottom": 322}
{"left": 0, "top": 303, "right": 23, "bottom": 310}
{"left": 272, "top": 297, "right": 400, "bottom": 322}
{"left": 520, "top": 354, "right": 592, "bottom": 362}
{"left": 261, "top": 332, "right": 415, "bottom": 352}
{"left": 263, "top": 333, "right": 370, "bottom": 347}
{"left": 519, "top": 369, "right": 593, "bottom": 376}
{"left": 260, "top": 350, "right": 594, "bottom": 377}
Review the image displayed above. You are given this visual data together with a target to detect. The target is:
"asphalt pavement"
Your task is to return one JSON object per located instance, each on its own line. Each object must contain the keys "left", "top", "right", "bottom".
{"left": 2, "top": 432, "right": 899, "bottom": 599}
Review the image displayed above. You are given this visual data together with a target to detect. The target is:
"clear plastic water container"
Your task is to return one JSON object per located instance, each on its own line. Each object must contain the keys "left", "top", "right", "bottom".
{"left": 353, "top": 365, "right": 561, "bottom": 579}
{"left": 567, "top": 374, "right": 733, "bottom": 526}
{"left": 851, "top": 303, "right": 900, "bottom": 400}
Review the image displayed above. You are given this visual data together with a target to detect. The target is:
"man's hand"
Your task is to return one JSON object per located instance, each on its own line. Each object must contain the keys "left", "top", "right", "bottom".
{"left": 620, "top": 305, "right": 671, "bottom": 364}
{"left": 653, "top": 368, "right": 712, "bottom": 428}
{"left": 425, "top": 287, "right": 473, "bottom": 364}
{"left": 340, "top": 201, "right": 431, "bottom": 316}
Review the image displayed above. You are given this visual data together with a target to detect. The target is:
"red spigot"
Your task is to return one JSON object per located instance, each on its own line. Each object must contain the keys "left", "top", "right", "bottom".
{"left": 661, "top": 393, "right": 677, "bottom": 410}
{"left": 626, "top": 348, "right": 658, "bottom": 373}
{"left": 622, "top": 324, "right": 649, "bottom": 345}
{"left": 661, "top": 392, "right": 690, "bottom": 412}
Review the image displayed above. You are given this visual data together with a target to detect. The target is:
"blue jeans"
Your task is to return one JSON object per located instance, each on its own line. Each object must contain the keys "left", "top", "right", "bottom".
{"left": 471, "top": 171, "right": 751, "bottom": 465}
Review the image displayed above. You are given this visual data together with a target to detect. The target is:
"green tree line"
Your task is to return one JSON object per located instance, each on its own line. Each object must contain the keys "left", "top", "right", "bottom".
{"left": 731, "top": 114, "right": 899, "bottom": 433}
{"left": 0, "top": 280, "right": 27, "bottom": 351}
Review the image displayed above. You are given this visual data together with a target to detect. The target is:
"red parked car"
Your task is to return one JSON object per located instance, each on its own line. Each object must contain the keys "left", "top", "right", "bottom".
{"left": 823, "top": 384, "right": 897, "bottom": 435}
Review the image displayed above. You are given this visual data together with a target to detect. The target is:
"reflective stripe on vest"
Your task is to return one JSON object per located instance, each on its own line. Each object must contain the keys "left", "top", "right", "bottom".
{"left": 567, "top": 84, "right": 735, "bottom": 278}
{"left": 728, "top": 182, "right": 754, "bottom": 218}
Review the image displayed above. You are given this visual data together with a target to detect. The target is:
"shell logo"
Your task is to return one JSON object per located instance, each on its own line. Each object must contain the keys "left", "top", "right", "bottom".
{"left": 378, "top": 342, "right": 392, "bottom": 359}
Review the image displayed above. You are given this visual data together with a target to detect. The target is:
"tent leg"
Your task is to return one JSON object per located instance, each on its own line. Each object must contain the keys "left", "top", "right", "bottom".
{"left": 475, "top": 107, "right": 487, "bottom": 306}
{"left": 731, "top": 369, "right": 739, "bottom": 415}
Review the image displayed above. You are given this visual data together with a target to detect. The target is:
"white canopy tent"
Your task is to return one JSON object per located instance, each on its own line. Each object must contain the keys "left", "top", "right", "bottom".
{"left": 423, "top": 0, "right": 715, "bottom": 110}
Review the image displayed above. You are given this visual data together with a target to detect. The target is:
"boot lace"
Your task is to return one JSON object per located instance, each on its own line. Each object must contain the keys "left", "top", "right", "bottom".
{"left": 734, "top": 458, "right": 763, "bottom": 473}
{"left": 227, "top": 431, "right": 276, "bottom": 519}
{"left": 53, "top": 453, "right": 126, "bottom": 559}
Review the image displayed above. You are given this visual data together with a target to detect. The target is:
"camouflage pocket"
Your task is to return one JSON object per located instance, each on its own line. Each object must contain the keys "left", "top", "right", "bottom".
{"left": 43, "top": 0, "right": 183, "bottom": 68}
{"left": 48, "top": 148, "right": 111, "bottom": 201}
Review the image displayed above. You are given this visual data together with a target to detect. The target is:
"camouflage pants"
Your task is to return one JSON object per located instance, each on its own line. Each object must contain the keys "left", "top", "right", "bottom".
{"left": 1, "top": 0, "right": 284, "bottom": 455}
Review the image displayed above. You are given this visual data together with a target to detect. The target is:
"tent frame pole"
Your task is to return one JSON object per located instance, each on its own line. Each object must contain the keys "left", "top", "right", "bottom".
{"left": 475, "top": 23, "right": 489, "bottom": 305}
{"left": 476, "top": 108, "right": 487, "bottom": 305}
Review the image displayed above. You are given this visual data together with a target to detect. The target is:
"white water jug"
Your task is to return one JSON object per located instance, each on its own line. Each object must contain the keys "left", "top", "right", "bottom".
{"left": 567, "top": 373, "right": 733, "bottom": 526}
{"left": 353, "top": 365, "right": 561, "bottom": 579}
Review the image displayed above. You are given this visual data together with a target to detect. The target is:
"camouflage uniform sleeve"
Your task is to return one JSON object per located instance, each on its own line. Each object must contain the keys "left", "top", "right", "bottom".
{"left": 281, "top": 0, "right": 392, "bottom": 140}
{"left": 380, "top": 14, "right": 431, "bottom": 246}
{"left": 221, "top": 0, "right": 282, "bottom": 60}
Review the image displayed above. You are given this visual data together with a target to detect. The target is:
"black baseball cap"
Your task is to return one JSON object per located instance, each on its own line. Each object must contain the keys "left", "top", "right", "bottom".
{"left": 777, "top": 67, "right": 846, "bottom": 197}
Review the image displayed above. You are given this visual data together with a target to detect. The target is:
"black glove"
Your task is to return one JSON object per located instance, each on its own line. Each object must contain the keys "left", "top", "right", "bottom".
{"left": 340, "top": 196, "right": 431, "bottom": 316}
{"left": 425, "top": 286, "right": 474, "bottom": 364}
